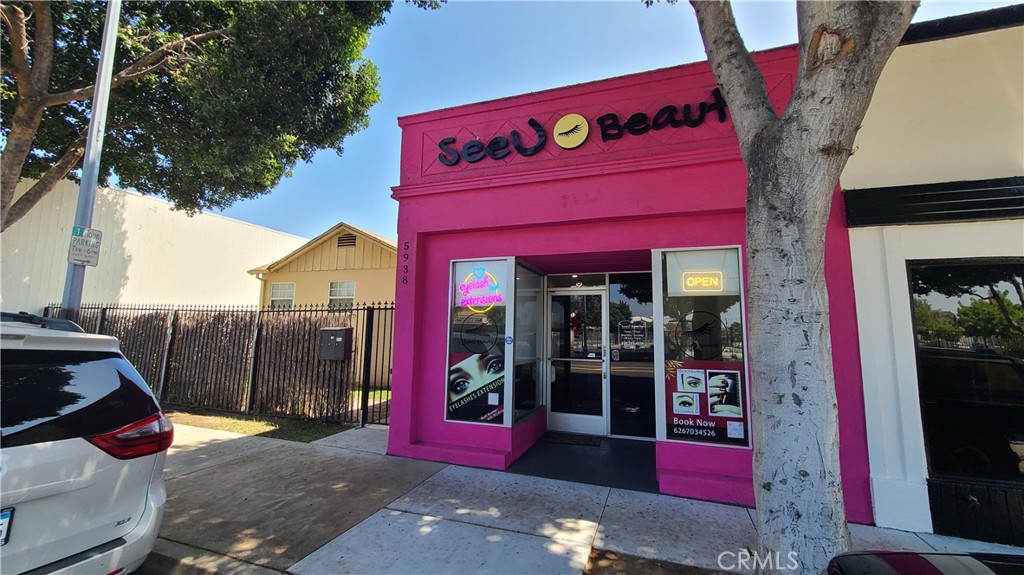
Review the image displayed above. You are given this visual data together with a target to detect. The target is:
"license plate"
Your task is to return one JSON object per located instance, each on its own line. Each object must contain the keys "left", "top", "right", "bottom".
{"left": 0, "top": 508, "right": 12, "bottom": 546}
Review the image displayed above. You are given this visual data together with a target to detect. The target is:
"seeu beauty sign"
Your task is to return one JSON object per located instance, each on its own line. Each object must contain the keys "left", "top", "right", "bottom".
{"left": 437, "top": 89, "right": 728, "bottom": 167}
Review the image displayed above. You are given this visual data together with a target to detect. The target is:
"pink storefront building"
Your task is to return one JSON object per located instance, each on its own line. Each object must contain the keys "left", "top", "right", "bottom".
{"left": 388, "top": 8, "right": 1024, "bottom": 546}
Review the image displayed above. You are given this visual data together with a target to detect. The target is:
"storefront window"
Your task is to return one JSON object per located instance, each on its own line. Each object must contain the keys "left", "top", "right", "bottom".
{"left": 513, "top": 265, "right": 544, "bottom": 421}
{"left": 446, "top": 260, "right": 510, "bottom": 425}
{"left": 661, "top": 249, "right": 749, "bottom": 446}
{"left": 610, "top": 273, "right": 656, "bottom": 438}
{"left": 909, "top": 258, "right": 1024, "bottom": 483}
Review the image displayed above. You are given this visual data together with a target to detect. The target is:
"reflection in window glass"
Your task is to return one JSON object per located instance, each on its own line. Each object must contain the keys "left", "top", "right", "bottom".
{"left": 910, "top": 259, "right": 1024, "bottom": 482}
{"left": 609, "top": 273, "right": 656, "bottom": 438}
{"left": 513, "top": 265, "right": 544, "bottom": 421}
{"left": 550, "top": 294, "right": 603, "bottom": 360}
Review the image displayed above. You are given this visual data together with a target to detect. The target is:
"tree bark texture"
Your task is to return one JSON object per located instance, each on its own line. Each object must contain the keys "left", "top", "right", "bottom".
{"left": 0, "top": 0, "right": 227, "bottom": 231}
{"left": 691, "top": 1, "right": 917, "bottom": 573}
{"left": 0, "top": 100, "right": 45, "bottom": 229}
{"left": 3, "top": 136, "right": 87, "bottom": 231}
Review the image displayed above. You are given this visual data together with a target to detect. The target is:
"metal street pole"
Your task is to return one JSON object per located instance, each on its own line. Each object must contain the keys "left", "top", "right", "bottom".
{"left": 60, "top": 0, "right": 122, "bottom": 318}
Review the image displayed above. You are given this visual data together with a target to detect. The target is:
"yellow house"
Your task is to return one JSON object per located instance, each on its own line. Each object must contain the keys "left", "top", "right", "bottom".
{"left": 248, "top": 222, "right": 397, "bottom": 308}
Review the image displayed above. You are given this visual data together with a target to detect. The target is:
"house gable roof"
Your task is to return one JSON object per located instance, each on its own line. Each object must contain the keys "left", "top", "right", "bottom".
{"left": 247, "top": 222, "right": 397, "bottom": 275}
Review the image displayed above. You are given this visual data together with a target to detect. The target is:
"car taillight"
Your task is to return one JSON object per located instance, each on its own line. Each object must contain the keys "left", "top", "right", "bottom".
{"left": 86, "top": 412, "right": 174, "bottom": 459}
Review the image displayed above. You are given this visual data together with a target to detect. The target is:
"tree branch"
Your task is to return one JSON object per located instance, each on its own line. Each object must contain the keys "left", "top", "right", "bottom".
{"left": 965, "top": 289, "right": 991, "bottom": 301}
{"left": 43, "top": 27, "right": 228, "bottom": 106}
{"left": 1, "top": 132, "right": 87, "bottom": 232}
{"left": 689, "top": 0, "right": 776, "bottom": 153}
{"left": 115, "top": 56, "right": 170, "bottom": 84}
{"left": 1009, "top": 276, "right": 1024, "bottom": 308}
{"left": 987, "top": 284, "right": 1024, "bottom": 336}
{"left": 29, "top": 0, "right": 54, "bottom": 95}
{"left": 1, "top": 3, "right": 36, "bottom": 97}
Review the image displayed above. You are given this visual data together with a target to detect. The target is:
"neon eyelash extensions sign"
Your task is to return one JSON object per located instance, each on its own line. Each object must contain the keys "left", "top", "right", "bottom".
{"left": 436, "top": 89, "right": 727, "bottom": 167}
{"left": 458, "top": 269, "right": 504, "bottom": 312}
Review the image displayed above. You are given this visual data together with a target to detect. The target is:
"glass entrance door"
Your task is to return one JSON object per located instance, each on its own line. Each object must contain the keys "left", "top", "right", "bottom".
{"left": 548, "top": 291, "right": 607, "bottom": 435}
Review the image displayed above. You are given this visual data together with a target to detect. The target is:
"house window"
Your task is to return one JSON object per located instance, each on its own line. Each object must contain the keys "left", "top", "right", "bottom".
{"left": 270, "top": 283, "right": 294, "bottom": 308}
{"left": 329, "top": 280, "right": 356, "bottom": 308}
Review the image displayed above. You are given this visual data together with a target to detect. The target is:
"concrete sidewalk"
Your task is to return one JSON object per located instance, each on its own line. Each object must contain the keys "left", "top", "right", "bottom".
{"left": 146, "top": 424, "right": 1024, "bottom": 574}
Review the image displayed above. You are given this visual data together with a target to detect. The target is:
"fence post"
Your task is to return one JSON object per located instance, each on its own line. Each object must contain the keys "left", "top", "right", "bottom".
{"left": 245, "top": 310, "right": 262, "bottom": 414}
{"left": 155, "top": 309, "right": 176, "bottom": 401}
{"left": 97, "top": 306, "right": 108, "bottom": 334}
{"left": 359, "top": 306, "right": 376, "bottom": 427}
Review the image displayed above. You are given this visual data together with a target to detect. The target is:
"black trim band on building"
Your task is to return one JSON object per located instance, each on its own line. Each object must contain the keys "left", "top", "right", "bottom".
{"left": 844, "top": 177, "right": 1024, "bottom": 227}
{"left": 901, "top": 4, "right": 1024, "bottom": 46}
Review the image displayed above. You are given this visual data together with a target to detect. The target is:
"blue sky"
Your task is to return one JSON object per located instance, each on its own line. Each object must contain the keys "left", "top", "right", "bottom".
{"left": 214, "top": 0, "right": 1017, "bottom": 241}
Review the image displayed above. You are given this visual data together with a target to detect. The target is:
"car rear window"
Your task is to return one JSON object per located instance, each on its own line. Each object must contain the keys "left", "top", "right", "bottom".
{"left": 1, "top": 350, "right": 159, "bottom": 448}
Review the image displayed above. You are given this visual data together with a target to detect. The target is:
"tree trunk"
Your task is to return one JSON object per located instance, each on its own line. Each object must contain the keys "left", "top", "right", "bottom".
{"left": 745, "top": 122, "right": 849, "bottom": 573}
{"left": 689, "top": 4, "right": 918, "bottom": 572}
{"left": 1, "top": 98, "right": 45, "bottom": 227}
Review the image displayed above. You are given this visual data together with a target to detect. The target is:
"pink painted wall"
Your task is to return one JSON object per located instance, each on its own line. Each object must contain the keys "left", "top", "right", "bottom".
{"left": 390, "top": 46, "right": 873, "bottom": 524}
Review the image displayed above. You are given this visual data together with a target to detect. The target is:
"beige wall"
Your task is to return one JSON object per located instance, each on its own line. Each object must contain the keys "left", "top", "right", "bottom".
{"left": 277, "top": 232, "right": 396, "bottom": 273}
{"left": 842, "top": 27, "right": 1024, "bottom": 189}
{"left": 257, "top": 228, "right": 397, "bottom": 306}
{"left": 259, "top": 268, "right": 396, "bottom": 307}
{"left": 1, "top": 179, "right": 307, "bottom": 313}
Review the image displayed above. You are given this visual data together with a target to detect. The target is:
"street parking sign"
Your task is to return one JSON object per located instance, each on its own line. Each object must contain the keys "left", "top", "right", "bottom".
{"left": 68, "top": 226, "right": 102, "bottom": 267}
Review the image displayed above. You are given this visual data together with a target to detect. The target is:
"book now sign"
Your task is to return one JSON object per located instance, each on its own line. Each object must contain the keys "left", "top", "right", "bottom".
{"left": 68, "top": 226, "right": 102, "bottom": 267}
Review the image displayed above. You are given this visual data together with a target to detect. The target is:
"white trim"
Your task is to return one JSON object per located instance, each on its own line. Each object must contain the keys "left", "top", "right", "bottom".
{"left": 603, "top": 283, "right": 611, "bottom": 436}
{"left": 850, "top": 219, "right": 1024, "bottom": 533}
{"left": 654, "top": 249, "right": 667, "bottom": 441}
{"left": 269, "top": 282, "right": 295, "bottom": 308}
{"left": 328, "top": 280, "right": 356, "bottom": 308}
{"left": 503, "top": 257, "right": 516, "bottom": 427}
{"left": 545, "top": 286, "right": 610, "bottom": 435}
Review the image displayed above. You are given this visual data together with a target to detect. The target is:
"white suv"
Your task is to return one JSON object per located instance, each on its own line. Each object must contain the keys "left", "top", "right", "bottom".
{"left": 0, "top": 313, "right": 172, "bottom": 575}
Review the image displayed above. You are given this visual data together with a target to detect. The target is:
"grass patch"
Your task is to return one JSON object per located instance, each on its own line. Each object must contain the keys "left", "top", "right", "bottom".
{"left": 165, "top": 406, "right": 352, "bottom": 443}
{"left": 349, "top": 389, "right": 392, "bottom": 406}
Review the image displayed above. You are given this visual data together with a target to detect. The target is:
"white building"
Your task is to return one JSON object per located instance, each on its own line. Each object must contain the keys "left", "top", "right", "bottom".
{"left": 1, "top": 179, "right": 307, "bottom": 313}
{"left": 844, "top": 20, "right": 1023, "bottom": 537}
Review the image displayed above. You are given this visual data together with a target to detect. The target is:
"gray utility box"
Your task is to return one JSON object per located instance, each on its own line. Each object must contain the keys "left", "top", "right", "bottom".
{"left": 319, "top": 327, "right": 353, "bottom": 361}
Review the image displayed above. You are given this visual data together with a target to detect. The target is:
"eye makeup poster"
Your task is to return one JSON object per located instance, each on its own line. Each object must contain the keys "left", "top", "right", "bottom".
{"left": 665, "top": 360, "right": 749, "bottom": 447}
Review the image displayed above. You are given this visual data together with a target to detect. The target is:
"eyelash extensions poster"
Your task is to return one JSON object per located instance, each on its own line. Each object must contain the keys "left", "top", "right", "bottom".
{"left": 666, "top": 360, "right": 749, "bottom": 447}
{"left": 446, "top": 261, "right": 508, "bottom": 424}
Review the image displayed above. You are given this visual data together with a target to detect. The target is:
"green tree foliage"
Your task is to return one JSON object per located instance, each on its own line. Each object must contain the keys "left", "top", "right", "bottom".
{"left": 912, "top": 298, "right": 961, "bottom": 340}
{"left": 957, "top": 293, "right": 1024, "bottom": 338}
{"left": 912, "top": 261, "right": 1024, "bottom": 337}
{"left": 609, "top": 300, "right": 633, "bottom": 328}
{"left": 0, "top": 0, "right": 435, "bottom": 230}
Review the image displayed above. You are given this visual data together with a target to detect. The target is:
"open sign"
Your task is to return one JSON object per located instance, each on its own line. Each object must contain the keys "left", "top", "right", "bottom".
{"left": 681, "top": 271, "right": 724, "bottom": 293}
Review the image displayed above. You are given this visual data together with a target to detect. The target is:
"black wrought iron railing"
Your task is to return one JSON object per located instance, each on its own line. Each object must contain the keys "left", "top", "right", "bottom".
{"left": 44, "top": 302, "right": 394, "bottom": 426}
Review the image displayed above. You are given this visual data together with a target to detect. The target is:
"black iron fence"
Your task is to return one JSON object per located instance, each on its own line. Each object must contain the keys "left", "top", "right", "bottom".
{"left": 45, "top": 303, "right": 394, "bottom": 426}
